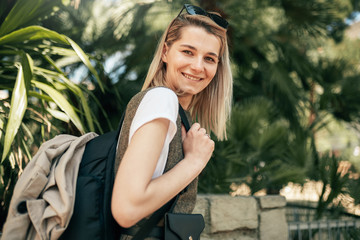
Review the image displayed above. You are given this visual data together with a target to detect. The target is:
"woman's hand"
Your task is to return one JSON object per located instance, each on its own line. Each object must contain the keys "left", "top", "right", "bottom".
{"left": 181, "top": 123, "right": 215, "bottom": 172}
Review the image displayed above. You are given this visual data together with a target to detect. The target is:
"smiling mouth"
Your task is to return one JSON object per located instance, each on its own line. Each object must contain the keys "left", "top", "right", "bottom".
{"left": 182, "top": 73, "right": 202, "bottom": 81}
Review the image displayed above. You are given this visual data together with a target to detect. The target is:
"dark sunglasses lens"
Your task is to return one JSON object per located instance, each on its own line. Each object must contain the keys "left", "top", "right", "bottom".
{"left": 183, "top": 4, "right": 228, "bottom": 29}
{"left": 185, "top": 5, "right": 207, "bottom": 16}
{"left": 210, "top": 14, "right": 229, "bottom": 29}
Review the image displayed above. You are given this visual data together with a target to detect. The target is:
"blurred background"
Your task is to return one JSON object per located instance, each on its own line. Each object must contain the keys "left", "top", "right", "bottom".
{"left": 1, "top": 0, "right": 360, "bottom": 237}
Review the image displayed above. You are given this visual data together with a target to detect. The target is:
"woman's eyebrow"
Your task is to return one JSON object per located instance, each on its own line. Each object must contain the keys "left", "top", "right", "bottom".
{"left": 180, "top": 44, "right": 219, "bottom": 59}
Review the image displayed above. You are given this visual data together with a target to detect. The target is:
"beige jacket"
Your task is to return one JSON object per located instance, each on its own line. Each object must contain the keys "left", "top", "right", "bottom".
{"left": 2, "top": 132, "right": 97, "bottom": 240}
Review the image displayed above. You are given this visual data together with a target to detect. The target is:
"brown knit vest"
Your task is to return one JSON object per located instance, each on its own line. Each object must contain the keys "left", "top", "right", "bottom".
{"left": 114, "top": 87, "right": 198, "bottom": 238}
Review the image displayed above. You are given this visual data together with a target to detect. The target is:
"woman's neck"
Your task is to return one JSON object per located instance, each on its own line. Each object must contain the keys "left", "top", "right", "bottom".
{"left": 178, "top": 95, "right": 192, "bottom": 111}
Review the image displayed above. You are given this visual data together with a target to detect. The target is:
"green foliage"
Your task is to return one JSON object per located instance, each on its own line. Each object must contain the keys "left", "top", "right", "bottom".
{"left": 199, "top": 98, "right": 309, "bottom": 193}
{"left": 0, "top": 0, "right": 106, "bottom": 227}
{"left": 0, "top": 0, "right": 104, "bottom": 160}
{"left": 314, "top": 154, "right": 352, "bottom": 219}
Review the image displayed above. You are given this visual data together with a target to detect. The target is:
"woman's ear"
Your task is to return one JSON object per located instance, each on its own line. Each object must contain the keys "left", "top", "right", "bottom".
{"left": 161, "top": 43, "right": 169, "bottom": 63}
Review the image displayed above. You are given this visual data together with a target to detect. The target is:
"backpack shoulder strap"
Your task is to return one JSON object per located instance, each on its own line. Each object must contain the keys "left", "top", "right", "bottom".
{"left": 178, "top": 104, "right": 190, "bottom": 131}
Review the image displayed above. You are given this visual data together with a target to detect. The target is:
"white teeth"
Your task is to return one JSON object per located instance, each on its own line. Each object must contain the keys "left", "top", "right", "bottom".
{"left": 183, "top": 73, "right": 200, "bottom": 81}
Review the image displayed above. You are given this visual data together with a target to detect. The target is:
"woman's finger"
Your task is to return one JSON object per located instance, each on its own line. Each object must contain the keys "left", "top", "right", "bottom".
{"left": 191, "top": 122, "right": 201, "bottom": 131}
{"left": 198, "top": 128, "right": 206, "bottom": 135}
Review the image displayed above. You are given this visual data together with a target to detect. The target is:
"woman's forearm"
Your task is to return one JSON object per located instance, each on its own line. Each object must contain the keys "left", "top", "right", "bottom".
{"left": 111, "top": 119, "right": 214, "bottom": 228}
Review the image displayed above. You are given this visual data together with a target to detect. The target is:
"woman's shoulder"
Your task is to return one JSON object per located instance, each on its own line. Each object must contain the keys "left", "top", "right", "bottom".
{"left": 145, "top": 86, "right": 177, "bottom": 100}
{"left": 130, "top": 86, "right": 177, "bottom": 104}
{"left": 129, "top": 87, "right": 179, "bottom": 134}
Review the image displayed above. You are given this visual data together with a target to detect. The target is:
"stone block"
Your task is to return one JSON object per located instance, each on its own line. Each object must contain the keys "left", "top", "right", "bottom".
{"left": 209, "top": 195, "right": 258, "bottom": 233}
{"left": 193, "top": 195, "right": 210, "bottom": 234}
{"left": 258, "top": 195, "right": 286, "bottom": 209}
{"left": 202, "top": 233, "right": 257, "bottom": 240}
{"left": 193, "top": 195, "right": 208, "bottom": 217}
{"left": 260, "top": 209, "right": 288, "bottom": 240}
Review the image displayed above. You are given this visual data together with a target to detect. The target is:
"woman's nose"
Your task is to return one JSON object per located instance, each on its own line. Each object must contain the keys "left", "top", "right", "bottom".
{"left": 190, "top": 57, "right": 204, "bottom": 73}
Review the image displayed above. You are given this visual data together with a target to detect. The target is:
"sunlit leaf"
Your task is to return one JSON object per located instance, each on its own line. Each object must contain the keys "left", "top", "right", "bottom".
{"left": 21, "top": 52, "right": 33, "bottom": 91}
{"left": 38, "top": 44, "right": 79, "bottom": 56}
{"left": 0, "top": 117, "right": 4, "bottom": 142}
{"left": 21, "top": 137, "right": 32, "bottom": 163}
{"left": 65, "top": 37, "right": 103, "bottom": 92}
{"left": 9, "top": 153, "right": 16, "bottom": 169}
{"left": 0, "top": 0, "right": 61, "bottom": 36}
{"left": 0, "top": 27, "right": 102, "bottom": 94}
{"left": 47, "top": 107, "right": 70, "bottom": 122}
{"left": 34, "top": 64, "right": 95, "bottom": 131}
{"left": 55, "top": 56, "right": 82, "bottom": 68}
{"left": 2, "top": 63, "right": 28, "bottom": 162}
{"left": 20, "top": 122, "right": 34, "bottom": 145}
{"left": 32, "top": 80, "right": 85, "bottom": 133}
{"left": 0, "top": 26, "right": 68, "bottom": 45}
{"left": 57, "top": 75, "right": 94, "bottom": 132}
{"left": 28, "top": 90, "right": 53, "bottom": 102}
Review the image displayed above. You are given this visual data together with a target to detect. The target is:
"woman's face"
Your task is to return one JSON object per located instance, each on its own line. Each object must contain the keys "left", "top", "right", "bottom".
{"left": 162, "top": 26, "right": 221, "bottom": 107}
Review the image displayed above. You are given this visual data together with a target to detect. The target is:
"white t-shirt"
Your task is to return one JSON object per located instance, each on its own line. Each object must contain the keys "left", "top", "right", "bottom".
{"left": 129, "top": 88, "right": 178, "bottom": 179}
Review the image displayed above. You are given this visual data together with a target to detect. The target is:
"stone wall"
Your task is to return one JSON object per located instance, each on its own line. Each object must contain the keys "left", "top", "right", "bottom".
{"left": 193, "top": 194, "right": 288, "bottom": 240}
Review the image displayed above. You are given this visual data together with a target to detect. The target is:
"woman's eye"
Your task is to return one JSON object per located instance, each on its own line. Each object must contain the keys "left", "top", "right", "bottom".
{"left": 183, "top": 50, "right": 192, "bottom": 55}
{"left": 205, "top": 57, "right": 216, "bottom": 63}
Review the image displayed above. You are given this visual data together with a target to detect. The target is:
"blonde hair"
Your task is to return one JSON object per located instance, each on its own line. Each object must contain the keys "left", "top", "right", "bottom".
{"left": 142, "top": 13, "right": 233, "bottom": 140}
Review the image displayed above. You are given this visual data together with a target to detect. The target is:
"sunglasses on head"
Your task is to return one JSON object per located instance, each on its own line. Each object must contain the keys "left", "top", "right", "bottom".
{"left": 178, "top": 4, "right": 229, "bottom": 30}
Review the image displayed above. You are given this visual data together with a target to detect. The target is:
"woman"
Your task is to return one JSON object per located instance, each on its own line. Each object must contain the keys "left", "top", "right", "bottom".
{"left": 111, "top": 4, "right": 232, "bottom": 238}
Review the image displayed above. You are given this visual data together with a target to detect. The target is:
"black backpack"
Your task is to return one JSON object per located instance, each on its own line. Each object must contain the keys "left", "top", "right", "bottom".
{"left": 60, "top": 116, "right": 124, "bottom": 240}
{"left": 60, "top": 105, "right": 191, "bottom": 240}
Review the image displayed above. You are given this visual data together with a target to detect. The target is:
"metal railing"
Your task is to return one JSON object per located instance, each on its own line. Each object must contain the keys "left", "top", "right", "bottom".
{"left": 288, "top": 219, "right": 360, "bottom": 240}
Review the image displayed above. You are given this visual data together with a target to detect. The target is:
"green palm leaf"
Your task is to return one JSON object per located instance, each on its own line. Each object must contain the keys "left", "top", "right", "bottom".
{"left": 66, "top": 37, "right": 103, "bottom": 92}
{"left": 0, "top": 26, "right": 68, "bottom": 45}
{"left": 34, "top": 65, "right": 95, "bottom": 132}
{"left": 46, "top": 108, "right": 70, "bottom": 122}
{"left": 2, "top": 63, "right": 28, "bottom": 162}
{"left": 0, "top": 26, "right": 102, "bottom": 92}
{"left": 32, "top": 80, "right": 85, "bottom": 134}
{"left": 0, "top": 0, "right": 60, "bottom": 36}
